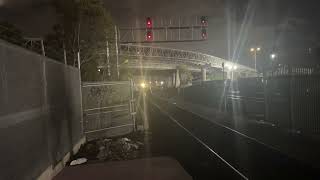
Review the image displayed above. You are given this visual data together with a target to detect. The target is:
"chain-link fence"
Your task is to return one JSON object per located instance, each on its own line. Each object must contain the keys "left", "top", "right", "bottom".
{"left": 82, "top": 81, "right": 136, "bottom": 140}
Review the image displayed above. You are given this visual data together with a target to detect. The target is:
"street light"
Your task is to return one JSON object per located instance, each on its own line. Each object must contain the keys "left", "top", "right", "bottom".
{"left": 250, "top": 47, "right": 261, "bottom": 72}
{"left": 270, "top": 53, "right": 276, "bottom": 60}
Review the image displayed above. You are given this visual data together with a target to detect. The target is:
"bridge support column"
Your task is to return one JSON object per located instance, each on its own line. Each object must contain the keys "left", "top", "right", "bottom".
{"left": 172, "top": 72, "right": 176, "bottom": 87}
{"left": 167, "top": 76, "right": 172, "bottom": 88}
{"left": 175, "top": 68, "right": 180, "bottom": 88}
{"left": 227, "top": 71, "right": 232, "bottom": 80}
{"left": 201, "top": 67, "right": 207, "bottom": 82}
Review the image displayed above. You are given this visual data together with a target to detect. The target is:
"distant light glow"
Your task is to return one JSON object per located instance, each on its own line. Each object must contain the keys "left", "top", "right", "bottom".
{"left": 140, "top": 82, "right": 146, "bottom": 88}
{"left": 160, "top": 81, "right": 164, "bottom": 85}
{"left": 226, "top": 64, "right": 232, "bottom": 70}
{"left": 97, "top": 69, "right": 101, "bottom": 72}
{"left": 270, "top": 53, "right": 277, "bottom": 60}
{"left": 225, "top": 63, "right": 238, "bottom": 71}
{"left": 250, "top": 47, "right": 261, "bottom": 52}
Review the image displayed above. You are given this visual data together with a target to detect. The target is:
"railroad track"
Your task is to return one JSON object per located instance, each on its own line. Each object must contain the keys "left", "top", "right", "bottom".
{"left": 148, "top": 96, "right": 319, "bottom": 180}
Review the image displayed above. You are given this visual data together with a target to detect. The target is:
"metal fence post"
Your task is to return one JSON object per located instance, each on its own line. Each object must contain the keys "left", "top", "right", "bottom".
{"left": 41, "top": 39, "right": 45, "bottom": 56}
{"left": 263, "top": 73, "right": 269, "bottom": 123}
{"left": 130, "top": 79, "right": 136, "bottom": 131}
{"left": 77, "top": 52, "right": 84, "bottom": 135}
{"left": 41, "top": 57, "right": 52, "bottom": 163}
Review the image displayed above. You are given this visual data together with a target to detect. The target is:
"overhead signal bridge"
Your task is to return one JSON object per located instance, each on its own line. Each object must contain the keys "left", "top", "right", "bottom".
{"left": 117, "top": 44, "right": 256, "bottom": 77}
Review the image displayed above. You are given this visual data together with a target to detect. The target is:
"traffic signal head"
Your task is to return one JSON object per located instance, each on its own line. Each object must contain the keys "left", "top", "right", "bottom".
{"left": 200, "top": 16, "right": 208, "bottom": 26}
{"left": 146, "top": 30, "right": 153, "bottom": 41}
{"left": 146, "top": 17, "right": 152, "bottom": 29}
{"left": 201, "top": 29, "right": 207, "bottom": 39}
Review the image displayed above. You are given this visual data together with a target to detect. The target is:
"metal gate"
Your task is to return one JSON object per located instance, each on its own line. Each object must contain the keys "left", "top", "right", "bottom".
{"left": 81, "top": 81, "right": 136, "bottom": 140}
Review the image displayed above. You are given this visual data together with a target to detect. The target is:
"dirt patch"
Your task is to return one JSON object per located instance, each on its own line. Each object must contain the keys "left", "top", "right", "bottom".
{"left": 68, "top": 131, "right": 152, "bottom": 165}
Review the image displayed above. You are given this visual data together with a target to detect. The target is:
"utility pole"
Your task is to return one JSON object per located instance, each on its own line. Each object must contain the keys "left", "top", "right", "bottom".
{"left": 254, "top": 50, "right": 257, "bottom": 72}
{"left": 63, "top": 41, "right": 67, "bottom": 65}
{"left": 115, "top": 26, "right": 120, "bottom": 80}
{"left": 222, "top": 62, "right": 225, "bottom": 80}
{"left": 106, "top": 41, "right": 110, "bottom": 77}
{"left": 250, "top": 47, "right": 261, "bottom": 73}
{"left": 40, "top": 40, "right": 45, "bottom": 56}
{"left": 77, "top": 20, "right": 81, "bottom": 68}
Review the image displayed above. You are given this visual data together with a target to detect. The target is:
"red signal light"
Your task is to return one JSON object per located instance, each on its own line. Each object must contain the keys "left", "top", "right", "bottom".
{"left": 146, "top": 31, "right": 153, "bottom": 41}
{"left": 202, "top": 33, "right": 207, "bottom": 39}
{"left": 200, "top": 16, "right": 208, "bottom": 26}
{"left": 201, "top": 29, "right": 207, "bottom": 39}
{"left": 146, "top": 17, "right": 152, "bottom": 29}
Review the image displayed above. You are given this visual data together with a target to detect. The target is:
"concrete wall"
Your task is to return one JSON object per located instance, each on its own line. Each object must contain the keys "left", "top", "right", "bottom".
{"left": 0, "top": 40, "right": 84, "bottom": 180}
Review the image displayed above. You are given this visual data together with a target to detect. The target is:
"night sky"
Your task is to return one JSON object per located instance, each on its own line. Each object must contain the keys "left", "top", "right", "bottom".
{"left": 1, "top": 0, "right": 320, "bottom": 66}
